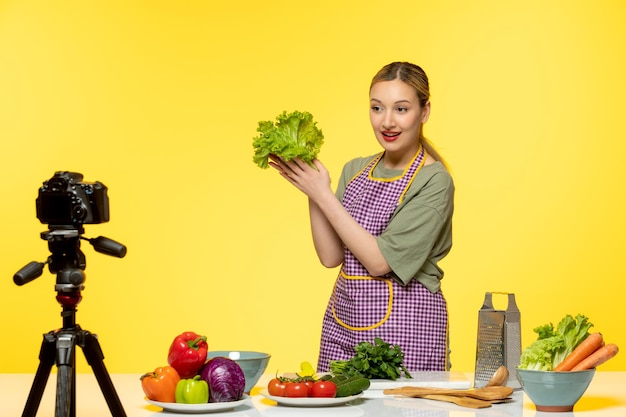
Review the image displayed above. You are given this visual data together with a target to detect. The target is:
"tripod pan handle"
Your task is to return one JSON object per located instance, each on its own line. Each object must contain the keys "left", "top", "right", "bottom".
{"left": 14, "top": 261, "right": 46, "bottom": 286}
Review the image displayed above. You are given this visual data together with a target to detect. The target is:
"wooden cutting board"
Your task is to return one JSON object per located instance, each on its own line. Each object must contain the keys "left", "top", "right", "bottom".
{"left": 368, "top": 371, "right": 471, "bottom": 390}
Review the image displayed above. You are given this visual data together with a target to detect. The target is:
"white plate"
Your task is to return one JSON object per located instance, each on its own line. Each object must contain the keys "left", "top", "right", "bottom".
{"left": 259, "top": 389, "right": 363, "bottom": 407}
{"left": 145, "top": 395, "right": 250, "bottom": 413}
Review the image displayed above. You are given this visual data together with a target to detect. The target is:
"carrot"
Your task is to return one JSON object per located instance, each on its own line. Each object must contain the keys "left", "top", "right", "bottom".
{"left": 570, "top": 343, "right": 619, "bottom": 371}
{"left": 554, "top": 332, "right": 604, "bottom": 371}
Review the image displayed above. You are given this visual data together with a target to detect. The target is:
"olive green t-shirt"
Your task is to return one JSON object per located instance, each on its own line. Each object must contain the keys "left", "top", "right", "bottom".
{"left": 336, "top": 155, "right": 454, "bottom": 293}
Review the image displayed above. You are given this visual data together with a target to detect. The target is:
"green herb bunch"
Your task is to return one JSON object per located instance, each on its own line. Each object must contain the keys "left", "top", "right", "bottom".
{"left": 329, "top": 337, "right": 412, "bottom": 380}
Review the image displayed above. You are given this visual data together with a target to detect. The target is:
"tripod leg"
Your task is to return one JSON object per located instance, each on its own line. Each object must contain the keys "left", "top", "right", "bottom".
{"left": 22, "top": 332, "right": 56, "bottom": 417}
{"left": 55, "top": 331, "right": 76, "bottom": 417}
{"left": 81, "top": 330, "right": 127, "bottom": 417}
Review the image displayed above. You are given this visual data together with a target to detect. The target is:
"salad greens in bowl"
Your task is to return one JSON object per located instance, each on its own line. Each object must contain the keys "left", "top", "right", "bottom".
{"left": 516, "top": 314, "right": 619, "bottom": 412}
{"left": 518, "top": 314, "right": 594, "bottom": 371}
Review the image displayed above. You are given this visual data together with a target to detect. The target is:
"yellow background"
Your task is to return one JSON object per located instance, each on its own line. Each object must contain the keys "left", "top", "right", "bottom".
{"left": 1, "top": 0, "right": 625, "bottom": 375}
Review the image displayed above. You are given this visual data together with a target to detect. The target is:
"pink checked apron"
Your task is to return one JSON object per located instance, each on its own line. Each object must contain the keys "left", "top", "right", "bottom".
{"left": 316, "top": 146, "right": 449, "bottom": 372}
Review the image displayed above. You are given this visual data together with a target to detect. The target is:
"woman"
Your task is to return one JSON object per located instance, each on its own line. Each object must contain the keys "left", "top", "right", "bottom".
{"left": 269, "top": 62, "right": 454, "bottom": 372}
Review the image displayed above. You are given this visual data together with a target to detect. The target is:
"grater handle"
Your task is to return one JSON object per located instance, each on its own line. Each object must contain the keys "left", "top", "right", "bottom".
{"left": 506, "top": 293, "right": 520, "bottom": 313}
{"left": 480, "top": 292, "right": 495, "bottom": 311}
{"left": 481, "top": 292, "right": 520, "bottom": 312}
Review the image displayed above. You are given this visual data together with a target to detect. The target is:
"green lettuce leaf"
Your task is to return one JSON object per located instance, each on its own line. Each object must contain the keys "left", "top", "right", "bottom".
{"left": 518, "top": 314, "right": 593, "bottom": 371}
{"left": 553, "top": 314, "right": 594, "bottom": 365}
{"left": 519, "top": 336, "right": 565, "bottom": 370}
{"left": 252, "top": 110, "right": 324, "bottom": 169}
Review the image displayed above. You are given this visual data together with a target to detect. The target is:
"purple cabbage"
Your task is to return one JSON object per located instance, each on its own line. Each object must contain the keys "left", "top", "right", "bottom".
{"left": 199, "top": 357, "right": 245, "bottom": 402}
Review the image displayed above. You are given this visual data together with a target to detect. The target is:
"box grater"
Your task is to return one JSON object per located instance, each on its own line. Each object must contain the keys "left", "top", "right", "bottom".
{"left": 474, "top": 292, "right": 521, "bottom": 389}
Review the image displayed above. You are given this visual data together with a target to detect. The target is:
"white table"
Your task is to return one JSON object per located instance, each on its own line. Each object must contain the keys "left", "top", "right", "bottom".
{"left": 1, "top": 372, "right": 624, "bottom": 416}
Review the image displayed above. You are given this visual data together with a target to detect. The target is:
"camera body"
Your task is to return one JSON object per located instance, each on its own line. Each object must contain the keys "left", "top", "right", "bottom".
{"left": 36, "top": 171, "right": 109, "bottom": 225}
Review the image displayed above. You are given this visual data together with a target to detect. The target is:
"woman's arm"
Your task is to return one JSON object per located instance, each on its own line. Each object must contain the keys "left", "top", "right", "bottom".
{"left": 308, "top": 199, "right": 343, "bottom": 268}
{"left": 311, "top": 187, "right": 391, "bottom": 276}
{"left": 269, "top": 155, "right": 391, "bottom": 276}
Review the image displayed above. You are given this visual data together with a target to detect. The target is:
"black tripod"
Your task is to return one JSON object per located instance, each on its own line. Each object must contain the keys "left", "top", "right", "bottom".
{"left": 14, "top": 227, "right": 128, "bottom": 417}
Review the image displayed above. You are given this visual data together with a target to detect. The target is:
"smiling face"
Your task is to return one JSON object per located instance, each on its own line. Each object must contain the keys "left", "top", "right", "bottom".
{"left": 369, "top": 78, "right": 430, "bottom": 169}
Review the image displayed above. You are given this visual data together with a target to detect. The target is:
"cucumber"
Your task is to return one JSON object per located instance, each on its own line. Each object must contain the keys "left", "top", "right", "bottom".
{"left": 332, "top": 375, "right": 371, "bottom": 397}
{"left": 328, "top": 374, "right": 350, "bottom": 385}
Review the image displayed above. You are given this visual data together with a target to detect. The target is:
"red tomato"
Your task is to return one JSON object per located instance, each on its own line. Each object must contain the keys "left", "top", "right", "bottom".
{"left": 311, "top": 380, "right": 337, "bottom": 398}
{"left": 285, "top": 382, "right": 309, "bottom": 398}
{"left": 303, "top": 380, "right": 314, "bottom": 392}
{"left": 267, "top": 378, "right": 287, "bottom": 397}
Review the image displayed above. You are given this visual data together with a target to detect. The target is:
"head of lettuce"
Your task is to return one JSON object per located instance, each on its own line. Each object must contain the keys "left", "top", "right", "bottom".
{"left": 518, "top": 314, "right": 594, "bottom": 371}
{"left": 252, "top": 110, "right": 324, "bottom": 169}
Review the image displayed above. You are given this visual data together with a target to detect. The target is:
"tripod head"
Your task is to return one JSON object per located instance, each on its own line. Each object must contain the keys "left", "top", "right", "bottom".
{"left": 14, "top": 225, "right": 126, "bottom": 296}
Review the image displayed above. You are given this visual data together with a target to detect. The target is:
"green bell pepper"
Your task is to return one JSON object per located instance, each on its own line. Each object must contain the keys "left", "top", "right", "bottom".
{"left": 175, "top": 375, "right": 209, "bottom": 404}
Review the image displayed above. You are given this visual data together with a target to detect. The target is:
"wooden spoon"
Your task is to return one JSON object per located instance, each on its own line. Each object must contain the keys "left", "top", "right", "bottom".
{"left": 383, "top": 385, "right": 514, "bottom": 401}
{"left": 419, "top": 394, "right": 493, "bottom": 409}
{"left": 486, "top": 365, "right": 509, "bottom": 387}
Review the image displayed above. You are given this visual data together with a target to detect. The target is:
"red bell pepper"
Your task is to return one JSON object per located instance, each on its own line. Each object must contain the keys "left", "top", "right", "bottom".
{"left": 167, "top": 331, "right": 208, "bottom": 378}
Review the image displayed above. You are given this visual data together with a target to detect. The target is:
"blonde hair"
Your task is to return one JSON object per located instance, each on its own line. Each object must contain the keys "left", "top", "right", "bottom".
{"left": 370, "top": 62, "right": 449, "bottom": 170}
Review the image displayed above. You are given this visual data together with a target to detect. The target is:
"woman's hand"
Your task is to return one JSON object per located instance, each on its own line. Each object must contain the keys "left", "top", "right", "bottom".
{"left": 268, "top": 155, "right": 333, "bottom": 203}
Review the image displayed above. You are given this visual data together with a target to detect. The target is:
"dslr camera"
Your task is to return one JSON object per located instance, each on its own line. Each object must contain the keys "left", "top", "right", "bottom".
{"left": 36, "top": 171, "right": 109, "bottom": 226}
